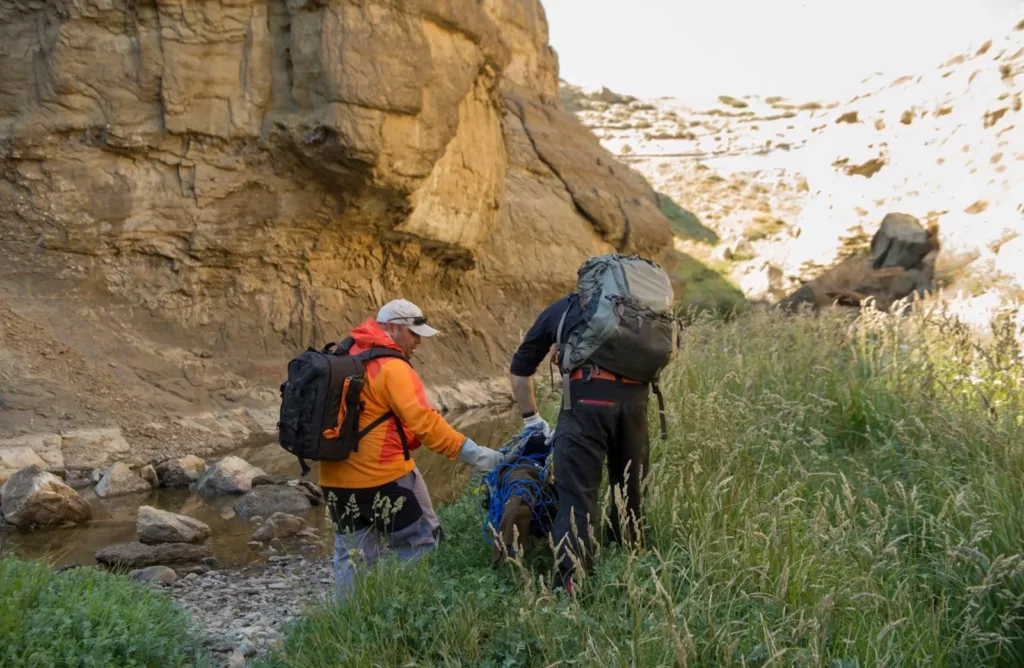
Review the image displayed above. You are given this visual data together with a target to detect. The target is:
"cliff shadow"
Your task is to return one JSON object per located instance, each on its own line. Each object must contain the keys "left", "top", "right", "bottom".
{"left": 655, "top": 192, "right": 719, "bottom": 245}
{"left": 664, "top": 250, "right": 747, "bottom": 317}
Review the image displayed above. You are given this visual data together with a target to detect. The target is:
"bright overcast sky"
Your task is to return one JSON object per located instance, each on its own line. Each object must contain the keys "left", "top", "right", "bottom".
{"left": 544, "top": 0, "right": 1024, "bottom": 102}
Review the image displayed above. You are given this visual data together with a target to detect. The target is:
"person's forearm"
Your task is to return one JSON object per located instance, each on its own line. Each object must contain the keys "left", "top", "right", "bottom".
{"left": 509, "top": 373, "right": 538, "bottom": 415}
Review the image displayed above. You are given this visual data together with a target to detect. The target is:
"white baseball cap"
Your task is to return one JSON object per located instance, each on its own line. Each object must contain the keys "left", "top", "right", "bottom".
{"left": 376, "top": 299, "right": 439, "bottom": 337}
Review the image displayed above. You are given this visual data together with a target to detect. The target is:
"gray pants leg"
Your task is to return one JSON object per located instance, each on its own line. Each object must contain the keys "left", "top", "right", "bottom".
{"left": 331, "top": 467, "right": 440, "bottom": 598}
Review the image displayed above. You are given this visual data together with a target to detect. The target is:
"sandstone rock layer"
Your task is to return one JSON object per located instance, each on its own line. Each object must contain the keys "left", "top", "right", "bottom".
{"left": 0, "top": 0, "right": 673, "bottom": 465}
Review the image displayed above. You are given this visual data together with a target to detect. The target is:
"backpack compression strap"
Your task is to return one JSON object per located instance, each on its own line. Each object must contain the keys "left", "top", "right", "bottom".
{"left": 555, "top": 308, "right": 571, "bottom": 410}
{"left": 651, "top": 381, "right": 668, "bottom": 440}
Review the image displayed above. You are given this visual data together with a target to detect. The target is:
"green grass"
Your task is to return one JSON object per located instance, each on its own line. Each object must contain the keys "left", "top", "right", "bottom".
{"left": 0, "top": 558, "right": 211, "bottom": 667}
{"left": 263, "top": 304, "right": 1024, "bottom": 667}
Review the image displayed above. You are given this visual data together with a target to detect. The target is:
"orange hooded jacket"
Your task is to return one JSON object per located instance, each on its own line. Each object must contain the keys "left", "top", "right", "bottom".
{"left": 318, "top": 319, "right": 467, "bottom": 489}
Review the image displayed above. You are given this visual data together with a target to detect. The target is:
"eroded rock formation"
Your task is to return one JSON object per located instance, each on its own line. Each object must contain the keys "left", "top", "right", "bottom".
{"left": 779, "top": 213, "right": 941, "bottom": 312}
{"left": 0, "top": 0, "right": 674, "bottom": 467}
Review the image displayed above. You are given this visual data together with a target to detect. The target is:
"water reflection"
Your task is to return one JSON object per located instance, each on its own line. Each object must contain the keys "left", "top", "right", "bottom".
{"left": 0, "top": 408, "right": 518, "bottom": 568}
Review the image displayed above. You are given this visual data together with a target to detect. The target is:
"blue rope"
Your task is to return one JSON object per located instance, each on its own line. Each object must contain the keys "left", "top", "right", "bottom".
{"left": 480, "top": 431, "right": 557, "bottom": 547}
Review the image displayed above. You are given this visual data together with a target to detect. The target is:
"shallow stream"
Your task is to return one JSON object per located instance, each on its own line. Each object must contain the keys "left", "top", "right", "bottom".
{"left": 0, "top": 407, "right": 519, "bottom": 569}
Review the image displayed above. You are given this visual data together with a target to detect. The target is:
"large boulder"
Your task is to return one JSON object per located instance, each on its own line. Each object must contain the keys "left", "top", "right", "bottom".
{"left": 95, "top": 463, "right": 154, "bottom": 498}
{"left": 95, "top": 542, "right": 212, "bottom": 568}
{"left": 155, "top": 456, "right": 207, "bottom": 488}
{"left": 234, "top": 485, "right": 312, "bottom": 522}
{"left": 870, "top": 213, "right": 940, "bottom": 294}
{"left": 195, "top": 457, "right": 265, "bottom": 496}
{"left": 137, "top": 505, "right": 211, "bottom": 545}
{"left": 0, "top": 466, "right": 92, "bottom": 528}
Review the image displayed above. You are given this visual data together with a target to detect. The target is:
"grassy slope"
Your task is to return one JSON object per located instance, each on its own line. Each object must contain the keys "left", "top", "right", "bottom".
{"left": 264, "top": 305, "right": 1024, "bottom": 667}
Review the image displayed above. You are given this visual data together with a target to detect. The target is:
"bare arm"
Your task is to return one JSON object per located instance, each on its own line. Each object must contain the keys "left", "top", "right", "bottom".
{"left": 509, "top": 373, "right": 538, "bottom": 416}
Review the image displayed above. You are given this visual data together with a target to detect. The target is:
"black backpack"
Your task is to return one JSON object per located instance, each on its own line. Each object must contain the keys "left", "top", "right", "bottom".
{"left": 277, "top": 338, "right": 410, "bottom": 476}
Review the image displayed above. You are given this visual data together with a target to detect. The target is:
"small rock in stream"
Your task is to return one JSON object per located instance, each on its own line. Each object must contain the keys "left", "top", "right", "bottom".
{"left": 130, "top": 565, "right": 178, "bottom": 585}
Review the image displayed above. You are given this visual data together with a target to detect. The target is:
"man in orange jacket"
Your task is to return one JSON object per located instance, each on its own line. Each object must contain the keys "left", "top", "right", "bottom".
{"left": 320, "top": 299, "right": 503, "bottom": 597}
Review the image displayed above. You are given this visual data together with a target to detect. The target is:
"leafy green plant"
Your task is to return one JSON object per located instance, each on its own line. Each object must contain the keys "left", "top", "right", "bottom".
{"left": 0, "top": 558, "right": 211, "bottom": 667}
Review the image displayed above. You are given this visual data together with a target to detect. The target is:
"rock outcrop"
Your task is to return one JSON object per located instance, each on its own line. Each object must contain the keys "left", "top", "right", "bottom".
{"left": 0, "top": 466, "right": 93, "bottom": 528}
{"left": 780, "top": 213, "right": 940, "bottom": 312}
{"left": 0, "top": 435, "right": 65, "bottom": 484}
{"left": 0, "top": 447, "right": 49, "bottom": 486}
{"left": 0, "top": 0, "right": 674, "bottom": 467}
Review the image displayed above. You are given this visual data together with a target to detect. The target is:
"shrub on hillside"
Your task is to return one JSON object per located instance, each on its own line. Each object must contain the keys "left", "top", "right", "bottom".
{"left": 0, "top": 557, "right": 210, "bottom": 667}
{"left": 264, "top": 305, "right": 1024, "bottom": 667}
{"left": 718, "top": 95, "right": 749, "bottom": 109}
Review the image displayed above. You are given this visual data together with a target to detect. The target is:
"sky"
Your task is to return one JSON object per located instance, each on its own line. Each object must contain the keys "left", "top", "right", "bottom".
{"left": 543, "top": 0, "right": 1024, "bottom": 103}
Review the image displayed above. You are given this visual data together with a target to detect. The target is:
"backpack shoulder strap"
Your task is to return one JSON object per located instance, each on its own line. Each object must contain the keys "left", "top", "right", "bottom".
{"left": 555, "top": 307, "right": 569, "bottom": 351}
{"left": 354, "top": 346, "right": 408, "bottom": 364}
{"left": 352, "top": 346, "right": 412, "bottom": 461}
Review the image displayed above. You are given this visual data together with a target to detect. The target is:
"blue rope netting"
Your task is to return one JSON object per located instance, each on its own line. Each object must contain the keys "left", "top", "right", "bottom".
{"left": 480, "top": 431, "right": 557, "bottom": 546}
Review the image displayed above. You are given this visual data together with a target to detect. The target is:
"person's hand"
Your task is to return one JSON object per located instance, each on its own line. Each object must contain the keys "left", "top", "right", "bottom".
{"left": 458, "top": 438, "right": 504, "bottom": 477}
{"left": 523, "top": 412, "right": 551, "bottom": 439}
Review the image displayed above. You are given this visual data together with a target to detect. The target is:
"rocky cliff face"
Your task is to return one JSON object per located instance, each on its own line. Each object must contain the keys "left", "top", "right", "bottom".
{"left": 0, "top": 0, "right": 673, "bottom": 469}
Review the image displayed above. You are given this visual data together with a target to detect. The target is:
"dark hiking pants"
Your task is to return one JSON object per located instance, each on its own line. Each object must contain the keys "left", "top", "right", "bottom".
{"left": 551, "top": 376, "right": 650, "bottom": 584}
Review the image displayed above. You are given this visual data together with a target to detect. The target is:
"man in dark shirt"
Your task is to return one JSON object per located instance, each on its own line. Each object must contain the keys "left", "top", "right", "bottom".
{"left": 509, "top": 293, "right": 651, "bottom": 594}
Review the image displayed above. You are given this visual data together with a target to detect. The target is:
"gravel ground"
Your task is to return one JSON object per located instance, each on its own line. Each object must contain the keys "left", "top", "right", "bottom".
{"left": 166, "top": 555, "right": 335, "bottom": 666}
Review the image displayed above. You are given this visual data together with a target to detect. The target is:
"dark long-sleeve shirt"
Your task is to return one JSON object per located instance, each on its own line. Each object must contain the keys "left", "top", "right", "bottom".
{"left": 509, "top": 295, "right": 583, "bottom": 377}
